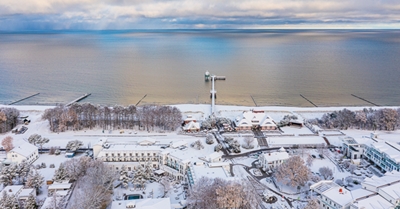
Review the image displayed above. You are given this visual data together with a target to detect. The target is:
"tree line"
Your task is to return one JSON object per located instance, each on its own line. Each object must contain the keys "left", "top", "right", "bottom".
{"left": 0, "top": 107, "right": 19, "bottom": 133}
{"left": 42, "top": 103, "right": 182, "bottom": 132}
{"left": 311, "top": 108, "right": 400, "bottom": 131}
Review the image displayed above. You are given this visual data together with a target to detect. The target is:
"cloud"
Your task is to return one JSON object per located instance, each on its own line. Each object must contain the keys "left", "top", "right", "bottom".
{"left": 0, "top": 0, "right": 400, "bottom": 30}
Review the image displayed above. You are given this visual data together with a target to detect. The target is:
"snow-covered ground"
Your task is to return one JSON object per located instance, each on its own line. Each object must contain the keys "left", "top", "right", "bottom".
{"left": 3, "top": 104, "right": 400, "bottom": 209}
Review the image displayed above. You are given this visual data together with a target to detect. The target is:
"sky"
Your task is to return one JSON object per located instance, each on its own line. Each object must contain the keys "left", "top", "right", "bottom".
{"left": 0, "top": 0, "right": 400, "bottom": 30}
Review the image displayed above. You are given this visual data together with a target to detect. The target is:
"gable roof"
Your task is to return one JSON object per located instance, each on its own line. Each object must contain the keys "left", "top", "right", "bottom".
{"left": 10, "top": 142, "right": 38, "bottom": 157}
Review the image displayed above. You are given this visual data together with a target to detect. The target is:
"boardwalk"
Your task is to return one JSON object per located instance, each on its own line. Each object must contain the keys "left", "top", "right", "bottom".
{"left": 300, "top": 94, "right": 318, "bottom": 107}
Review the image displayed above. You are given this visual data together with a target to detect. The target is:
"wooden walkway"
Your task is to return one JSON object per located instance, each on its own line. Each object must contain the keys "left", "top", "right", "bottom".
{"left": 8, "top": 93, "right": 40, "bottom": 105}
{"left": 66, "top": 93, "right": 91, "bottom": 106}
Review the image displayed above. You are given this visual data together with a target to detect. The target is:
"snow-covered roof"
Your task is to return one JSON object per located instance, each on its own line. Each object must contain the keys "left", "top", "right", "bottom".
{"left": 352, "top": 194, "right": 393, "bottom": 209}
{"left": 189, "top": 163, "right": 231, "bottom": 184}
{"left": 322, "top": 186, "right": 353, "bottom": 207}
{"left": 235, "top": 111, "right": 276, "bottom": 128}
{"left": 139, "top": 138, "right": 156, "bottom": 145}
{"left": 48, "top": 183, "right": 72, "bottom": 190}
{"left": 9, "top": 142, "right": 38, "bottom": 157}
{"left": 350, "top": 188, "right": 375, "bottom": 201}
{"left": 261, "top": 151, "right": 289, "bottom": 162}
{"left": 111, "top": 198, "right": 171, "bottom": 209}
{"left": 183, "top": 121, "right": 200, "bottom": 131}
{"left": 1, "top": 185, "right": 23, "bottom": 196}
{"left": 207, "top": 152, "right": 223, "bottom": 160}
{"left": 170, "top": 141, "right": 188, "bottom": 149}
{"left": 41, "top": 196, "right": 63, "bottom": 209}
{"left": 19, "top": 188, "right": 34, "bottom": 198}
{"left": 378, "top": 182, "right": 400, "bottom": 200}
{"left": 184, "top": 115, "right": 196, "bottom": 122}
{"left": 362, "top": 171, "right": 400, "bottom": 189}
{"left": 208, "top": 162, "right": 230, "bottom": 167}
{"left": 369, "top": 142, "right": 400, "bottom": 163}
{"left": 56, "top": 190, "right": 69, "bottom": 196}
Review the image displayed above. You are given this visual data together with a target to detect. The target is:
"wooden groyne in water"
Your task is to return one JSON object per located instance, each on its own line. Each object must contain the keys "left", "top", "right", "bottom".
{"left": 300, "top": 94, "right": 318, "bottom": 107}
{"left": 8, "top": 93, "right": 40, "bottom": 105}
{"left": 250, "top": 95, "right": 258, "bottom": 107}
{"left": 136, "top": 94, "right": 147, "bottom": 106}
{"left": 351, "top": 94, "right": 379, "bottom": 106}
{"left": 66, "top": 93, "right": 91, "bottom": 106}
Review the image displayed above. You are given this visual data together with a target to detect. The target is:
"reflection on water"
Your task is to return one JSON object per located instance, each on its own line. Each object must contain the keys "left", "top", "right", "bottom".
{"left": 1, "top": 30, "right": 400, "bottom": 107}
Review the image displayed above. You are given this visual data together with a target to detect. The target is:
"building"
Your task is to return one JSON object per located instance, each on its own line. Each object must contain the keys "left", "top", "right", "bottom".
{"left": 258, "top": 147, "right": 289, "bottom": 171}
{"left": 182, "top": 121, "right": 200, "bottom": 132}
{"left": 206, "top": 152, "right": 223, "bottom": 163}
{"left": 6, "top": 142, "right": 39, "bottom": 164}
{"left": 187, "top": 161, "right": 232, "bottom": 187}
{"left": 341, "top": 137, "right": 364, "bottom": 160}
{"left": 364, "top": 141, "right": 400, "bottom": 172}
{"left": 0, "top": 185, "right": 36, "bottom": 200}
{"left": 111, "top": 198, "right": 171, "bottom": 209}
{"left": 235, "top": 110, "right": 277, "bottom": 131}
{"left": 311, "top": 181, "right": 353, "bottom": 209}
{"left": 93, "top": 138, "right": 191, "bottom": 181}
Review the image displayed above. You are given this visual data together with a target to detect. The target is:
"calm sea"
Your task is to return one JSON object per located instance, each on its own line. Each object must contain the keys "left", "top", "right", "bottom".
{"left": 1, "top": 29, "right": 400, "bottom": 107}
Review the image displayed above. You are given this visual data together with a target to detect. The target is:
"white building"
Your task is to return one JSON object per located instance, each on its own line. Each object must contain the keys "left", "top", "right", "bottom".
{"left": 182, "top": 121, "right": 200, "bottom": 132}
{"left": 311, "top": 181, "right": 353, "bottom": 209}
{"left": 364, "top": 141, "right": 400, "bottom": 172}
{"left": 6, "top": 142, "right": 38, "bottom": 165}
{"left": 111, "top": 198, "right": 171, "bottom": 209}
{"left": 258, "top": 147, "right": 289, "bottom": 171}
{"left": 206, "top": 152, "right": 223, "bottom": 163}
{"left": 93, "top": 138, "right": 191, "bottom": 181}
{"left": 187, "top": 161, "right": 232, "bottom": 187}
{"left": 341, "top": 137, "right": 364, "bottom": 160}
{"left": 235, "top": 110, "right": 277, "bottom": 131}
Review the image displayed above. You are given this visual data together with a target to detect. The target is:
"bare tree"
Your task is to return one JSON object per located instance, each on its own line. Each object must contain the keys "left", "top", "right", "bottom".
{"left": 192, "top": 140, "right": 204, "bottom": 150}
{"left": 187, "top": 177, "right": 259, "bottom": 209}
{"left": 25, "top": 169, "right": 44, "bottom": 195}
{"left": 304, "top": 198, "right": 319, "bottom": 209}
{"left": 306, "top": 155, "right": 314, "bottom": 167}
{"left": 275, "top": 155, "right": 311, "bottom": 188}
{"left": 66, "top": 140, "right": 83, "bottom": 152}
{"left": 242, "top": 136, "right": 255, "bottom": 149}
{"left": 206, "top": 134, "right": 215, "bottom": 144}
{"left": 1, "top": 136, "right": 14, "bottom": 152}
{"left": 319, "top": 166, "right": 333, "bottom": 180}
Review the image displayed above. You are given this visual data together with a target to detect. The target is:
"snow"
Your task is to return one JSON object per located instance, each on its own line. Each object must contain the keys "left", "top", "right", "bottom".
{"left": 353, "top": 194, "right": 393, "bottom": 209}
{"left": 9, "top": 142, "right": 38, "bottom": 158}
{"left": 267, "top": 136, "right": 326, "bottom": 147}
{"left": 2, "top": 185, "right": 23, "bottom": 196}
{"left": 111, "top": 198, "right": 171, "bottom": 209}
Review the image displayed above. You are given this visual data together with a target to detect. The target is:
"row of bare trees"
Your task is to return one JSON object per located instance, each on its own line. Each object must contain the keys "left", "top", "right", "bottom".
{"left": 0, "top": 107, "right": 19, "bottom": 133}
{"left": 312, "top": 108, "right": 400, "bottom": 131}
{"left": 42, "top": 103, "right": 182, "bottom": 132}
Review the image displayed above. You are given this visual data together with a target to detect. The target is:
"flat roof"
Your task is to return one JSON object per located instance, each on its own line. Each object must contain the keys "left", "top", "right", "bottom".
{"left": 323, "top": 187, "right": 353, "bottom": 207}
{"left": 48, "top": 183, "right": 72, "bottom": 190}
{"left": 111, "top": 198, "right": 171, "bottom": 209}
{"left": 352, "top": 194, "right": 393, "bottom": 209}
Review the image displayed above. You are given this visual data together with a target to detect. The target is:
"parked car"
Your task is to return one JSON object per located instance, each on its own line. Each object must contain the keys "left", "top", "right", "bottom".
{"left": 311, "top": 155, "right": 316, "bottom": 158}
{"left": 319, "top": 154, "right": 324, "bottom": 159}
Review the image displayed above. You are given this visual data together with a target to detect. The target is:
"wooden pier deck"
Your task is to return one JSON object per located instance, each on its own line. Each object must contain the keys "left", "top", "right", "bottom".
{"left": 66, "top": 93, "right": 91, "bottom": 106}
{"left": 300, "top": 94, "right": 318, "bottom": 107}
{"left": 351, "top": 94, "right": 379, "bottom": 106}
{"left": 8, "top": 93, "right": 40, "bottom": 105}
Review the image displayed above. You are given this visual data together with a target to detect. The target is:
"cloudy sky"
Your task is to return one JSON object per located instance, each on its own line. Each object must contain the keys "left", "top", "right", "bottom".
{"left": 1, "top": 0, "right": 400, "bottom": 30}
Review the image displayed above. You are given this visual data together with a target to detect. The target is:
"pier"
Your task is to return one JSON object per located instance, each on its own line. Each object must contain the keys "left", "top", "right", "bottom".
{"left": 8, "top": 93, "right": 40, "bottom": 105}
{"left": 351, "top": 94, "right": 379, "bottom": 106}
{"left": 205, "top": 72, "right": 226, "bottom": 116}
{"left": 66, "top": 93, "right": 91, "bottom": 106}
{"left": 300, "top": 94, "right": 318, "bottom": 107}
